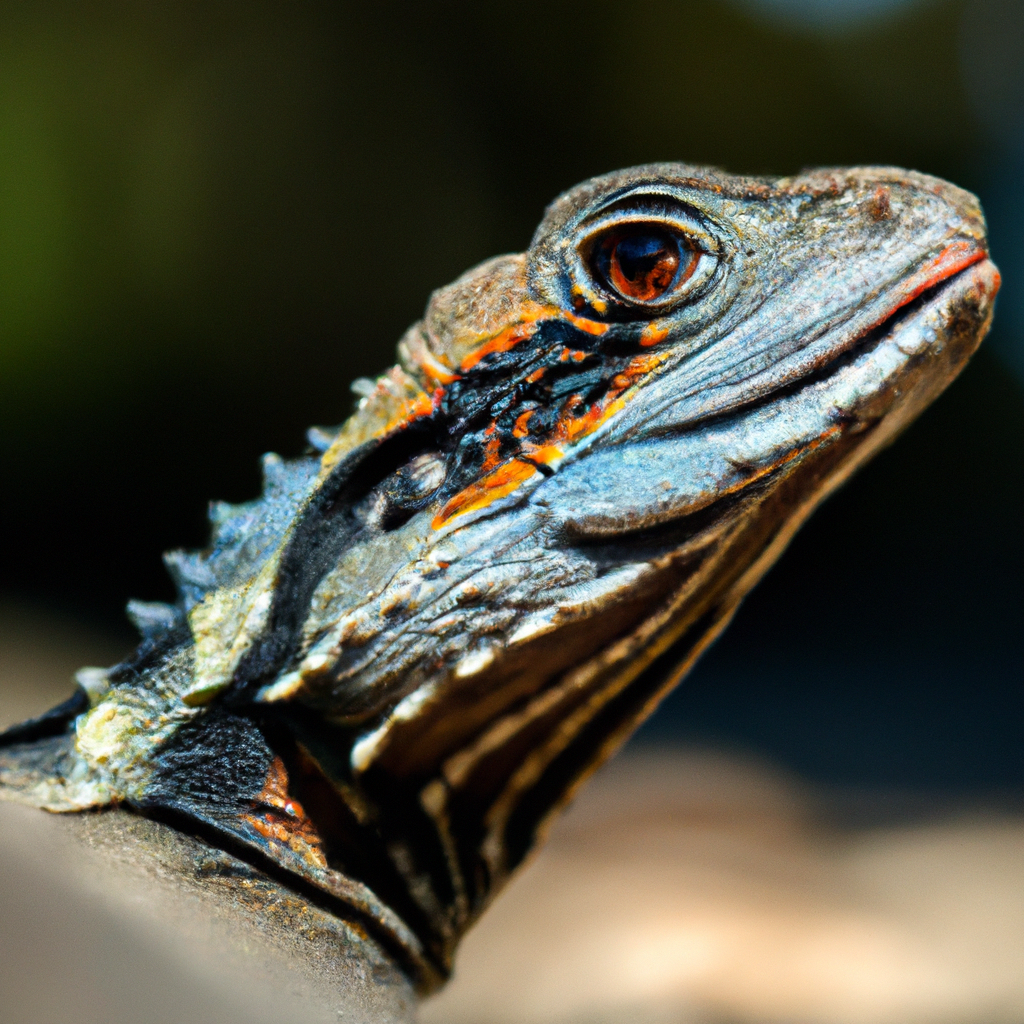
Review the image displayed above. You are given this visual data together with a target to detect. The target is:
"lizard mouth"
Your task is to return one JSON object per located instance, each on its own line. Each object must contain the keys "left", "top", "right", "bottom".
{"left": 744, "top": 248, "right": 1000, "bottom": 470}
{"left": 710, "top": 243, "right": 997, "bottom": 432}
{"left": 787, "top": 246, "right": 997, "bottom": 409}
{"left": 574, "top": 240, "right": 998, "bottom": 463}
{"left": 556, "top": 246, "right": 1000, "bottom": 544}
{"left": 849, "top": 242, "right": 992, "bottom": 355}
{"left": 706, "top": 249, "right": 1002, "bottom": 516}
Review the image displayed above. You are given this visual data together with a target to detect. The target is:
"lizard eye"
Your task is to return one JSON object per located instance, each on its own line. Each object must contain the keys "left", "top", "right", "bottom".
{"left": 564, "top": 192, "right": 724, "bottom": 318}
{"left": 591, "top": 224, "right": 699, "bottom": 304}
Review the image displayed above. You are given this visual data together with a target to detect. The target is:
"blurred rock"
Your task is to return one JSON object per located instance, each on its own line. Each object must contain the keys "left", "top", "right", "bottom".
{"left": 0, "top": 603, "right": 416, "bottom": 1024}
{"left": 0, "top": 803, "right": 415, "bottom": 1024}
{"left": 424, "top": 751, "right": 1024, "bottom": 1024}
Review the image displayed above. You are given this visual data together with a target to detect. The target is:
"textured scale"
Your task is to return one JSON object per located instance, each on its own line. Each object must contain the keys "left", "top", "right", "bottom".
{"left": 0, "top": 163, "right": 1000, "bottom": 991}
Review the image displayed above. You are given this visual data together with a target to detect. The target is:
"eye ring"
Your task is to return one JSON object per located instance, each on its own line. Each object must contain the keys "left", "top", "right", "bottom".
{"left": 591, "top": 224, "right": 698, "bottom": 303}
{"left": 547, "top": 190, "right": 727, "bottom": 320}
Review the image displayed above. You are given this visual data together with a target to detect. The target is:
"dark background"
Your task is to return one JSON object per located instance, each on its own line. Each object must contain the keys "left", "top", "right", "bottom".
{"left": 0, "top": 0, "right": 1020, "bottom": 792}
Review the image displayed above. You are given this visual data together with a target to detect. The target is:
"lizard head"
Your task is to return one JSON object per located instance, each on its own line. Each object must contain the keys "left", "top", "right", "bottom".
{"left": 1, "top": 164, "right": 998, "bottom": 988}
{"left": 407, "top": 163, "right": 995, "bottom": 535}
{"left": 279, "top": 161, "right": 995, "bottom": 727}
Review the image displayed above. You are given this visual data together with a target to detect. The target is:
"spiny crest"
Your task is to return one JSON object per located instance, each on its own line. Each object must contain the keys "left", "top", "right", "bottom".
{"left": 131, "top": 449, "right": 323, "bottom": 634}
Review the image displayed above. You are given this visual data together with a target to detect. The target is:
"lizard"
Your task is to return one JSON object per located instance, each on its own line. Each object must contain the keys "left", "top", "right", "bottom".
{"left": 0, "top": 163, "right": 999, "bottom": 993}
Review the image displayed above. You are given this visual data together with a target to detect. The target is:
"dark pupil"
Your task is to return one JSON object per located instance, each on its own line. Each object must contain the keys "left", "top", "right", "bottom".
{"left": 607, "top": 227, "right": 681, "bottom": 301}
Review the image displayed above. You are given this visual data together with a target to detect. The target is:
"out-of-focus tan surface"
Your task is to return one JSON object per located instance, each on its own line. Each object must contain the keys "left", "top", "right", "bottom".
{"left": 2, "top": 604, "right": 1022, "bottom": 1024}
{"left": 0, "top": 802, "right": 416, "bottom": 1024}
{"left": 424, "top": 752, "right": 1024, "bottom": 1024}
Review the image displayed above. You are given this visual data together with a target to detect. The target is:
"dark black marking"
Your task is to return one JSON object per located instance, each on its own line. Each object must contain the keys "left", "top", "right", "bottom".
{"left": 228, "top": 424, "right": 442, "bottom": 701}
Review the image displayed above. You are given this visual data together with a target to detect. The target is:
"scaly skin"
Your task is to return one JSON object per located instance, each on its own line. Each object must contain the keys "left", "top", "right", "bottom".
{"left": 0, "top": 164, "right": 999, "bottom": 990}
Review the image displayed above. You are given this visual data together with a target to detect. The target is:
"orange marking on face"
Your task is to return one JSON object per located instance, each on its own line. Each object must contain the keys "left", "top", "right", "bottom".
{"left": 480, "top": 433, "right": 503, "bottom": 472}
{"left": 851, "top": 241, "right": 987, "bottom": 345}
{"left": 433, "top": 459, "right": 540, "bottom": 528}
{"left": 458, "top": 322, "right": 539, "bottom": 372}
{"left": 512, "top": 410, "right": 535, "bottom": 439}
{"left": 884, "top": 241, "right": 987, "bottom": 324}
{"left": 432, "top": 350, "right": 672, "bottom": 530}
{"left": 243, "top": 756, "right": 327, "bottom": 869}
{"left": 639, "top": 321, "right": 670, "bottom": 347}
{"left": 526, "top": 443, "right": 564, "bottom": 465}
{"left": 715, "top": 426, "right": 843, "bottom": 504}
{"left": 379, "top": 389, "right": 436, "bottom": 436}
{"left": 562, "top": 310, "right": 610, "bottom": 336}
{"left": 412, "top": 344, "right": 461, "bottom": 386}
{"left": 550, "top": 351, "right": 671, "bottom": 445}
{"left": 456, "top": 304, "right": 607, "bottom": 374}
{"left": 451, "top": 298, "right": 607, "bottom": 380}
{"left": 457, "top": 301, "right": 556, "bottom": 372}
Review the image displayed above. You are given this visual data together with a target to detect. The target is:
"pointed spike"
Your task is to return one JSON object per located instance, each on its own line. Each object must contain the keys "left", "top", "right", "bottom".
{"left": 74, "top": 666, "right": 112, "bottom": 703}
{"left": 261, "top": 452, "right": 287, "bottom": 494}
{"left": 126, "top": 599, "right": 184, "bottom": 640}
{"left": 208, "top": 499, "right": 238, "bottom": 527}
{"left": 163, "top": 550, "right": 210, "bottom": 585}
{"left": 306, "top": 425, "right": 339, "bottom": 453}
{"left": 164, "top": 453, "right": 319, "bottom": 612}
{"left": 163, "top": 550, "right": 215, "bottom": 609}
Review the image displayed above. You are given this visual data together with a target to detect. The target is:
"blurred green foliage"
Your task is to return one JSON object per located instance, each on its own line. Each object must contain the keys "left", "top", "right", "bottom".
{"left": 0, "top": 0, "right": 987, "bottom": 403}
